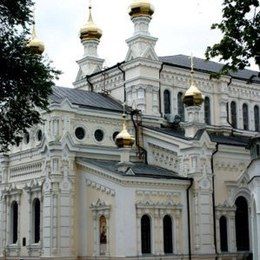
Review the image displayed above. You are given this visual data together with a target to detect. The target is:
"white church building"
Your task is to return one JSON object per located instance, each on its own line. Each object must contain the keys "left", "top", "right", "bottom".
{"left": 0, "top": 0, "right": 260, "bottom": 259}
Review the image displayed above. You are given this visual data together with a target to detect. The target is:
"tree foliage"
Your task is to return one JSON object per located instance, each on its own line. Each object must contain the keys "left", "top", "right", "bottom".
{"left": 206, "top": 0, "right": 260, "bottom": 75}
{"left": 0, "top": 0, "right": 60, "bottom": 152}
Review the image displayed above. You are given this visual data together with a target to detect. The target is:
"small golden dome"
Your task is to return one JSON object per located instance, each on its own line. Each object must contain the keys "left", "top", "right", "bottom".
{"left": 115, "top": 120, "right": 135, "bottom": 148}
{"left": 80, "top": 6, "right": 102, "bottom": 41}
{"left": 183, "top": 83, "right": 204, "bottom": 107}
{"left": 129, "top": 0, "right": 154, "bottom": 18}
{"left": 27, "top": 25, "right": 45, "bottom": 55}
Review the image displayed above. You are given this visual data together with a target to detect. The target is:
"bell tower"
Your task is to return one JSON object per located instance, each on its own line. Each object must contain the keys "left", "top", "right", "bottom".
{"left": 74, "top": 1, "right": 104, "bottom": 89}
{"left": 124, "top": 0, "right": 161, "bottom": 117}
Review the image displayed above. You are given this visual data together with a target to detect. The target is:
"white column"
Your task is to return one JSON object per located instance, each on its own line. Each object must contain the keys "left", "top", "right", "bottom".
{"left": 136, "top": 214, "right": 142, "bottom": 256}
{"left": 229, "top": 212, "right": 236, "bottom": 252}
{"left": 93, "top": 213, "right": 99, "bottom": 256}
{"left": 215, "top": 213, "right": 221, "bottom": 253}
{"left": 28, "top": 192, "right": 32, "bottom": 247}
{"left": 153, "top": 209, "right": 160, "bottom": 255}
{"left": 52, "top": 192, "right": 58, "bottom": 254}
{"left": 0, "top": 196, "right": 3, "bottom": 255}
{"left": 219, "top": 98, "right": 229, "bottom": 126}
{"left": 175, "top": 210, "right": 181, "bottom": 254}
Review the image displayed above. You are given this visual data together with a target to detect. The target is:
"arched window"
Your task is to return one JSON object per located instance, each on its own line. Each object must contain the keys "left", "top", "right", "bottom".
{"left": 204, "top": 96, "right": 211, "bottom": 125}
{"left": 33, "top": 198, "right": 40, "bottom": 243}
{"left": 164, "top": 90, "right": 171, "bottom": 114}
{"left": 235, "top": 196, "right": 249, "bottom": 251}
{"left": 163, "top": 215, "right": 173, "bottom": 254}
{"left": 219, "top": 216, "right": 228, "bottom": 252}
{"left": 178, "top": 92, "right": 185, "bottom": 122}
{"left": 254, "top": 105, "right": 259, "bottom": 132}
{"left": 231, "top": 101, "right": 237, "bottom": 128}
{"left": 141, "top": 215, "right": 151, "bottom": 254}
{"left": 242, "top": 103, "right": 249, "bottom": 130}
{"left": 11, "top": 201, "right": 18, "bottom": 244}
{"left": 99, "top": 215, "right": 107, "bottom": 255}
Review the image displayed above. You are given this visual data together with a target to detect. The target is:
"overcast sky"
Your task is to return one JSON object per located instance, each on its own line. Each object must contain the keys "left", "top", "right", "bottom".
{"left": 34, "top": 0, "right": 257, "bottom": 87}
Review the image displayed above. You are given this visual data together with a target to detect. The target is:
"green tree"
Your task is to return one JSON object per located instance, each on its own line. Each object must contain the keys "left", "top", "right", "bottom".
{"left": 0, "top": 0, "right": 60, "bottom": 152}
{"left": 206, "top": 0, "right": 260, "bottom": 75}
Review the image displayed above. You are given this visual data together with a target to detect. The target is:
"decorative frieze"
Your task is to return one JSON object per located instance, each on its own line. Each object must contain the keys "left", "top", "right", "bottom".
{"left": 149, "top": 144, "right": 180, "bottom": 172}
{"left": 86, "top": 179, "right": 115, "bottom": 196}
{"left": 90, "top": 199, "right": 111, "bottom": 256}
{"left": 9, "top": 162, "right": 42, "bottom": 179}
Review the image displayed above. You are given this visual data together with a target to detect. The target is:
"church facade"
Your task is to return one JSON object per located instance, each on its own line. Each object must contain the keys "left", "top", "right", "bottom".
{"left": 0, "top": 1, "right": 260, "bottom": 259}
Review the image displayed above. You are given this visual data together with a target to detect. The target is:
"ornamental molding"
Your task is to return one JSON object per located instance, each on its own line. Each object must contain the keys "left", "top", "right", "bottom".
{"left": 215, "top": 201, "right": 236, "bottom": 217}
{"left": 86, "top": 178, "right": 115, "bottom": 197}
{"left": 9, "top": 161, "right": 42, "bottom": 179}
{"left": 136, "top": 190, "right": 181, "bottom": 197}
{"left": 136, "top": 200, "right": 182, "bottom": 209}
{"left": 90, "top": 198, "right": 110, "bottom": 209}
{"left": 90, "top": 198, "right": 111, "bottom": 219}
{"left": 1, "top": 183, "right": 23, "bottom": 200}
{"left": 123, "top": 58, "right": 162, "bottom": 71}
{"left": 135, "top": 200, "right": 183, "bottom": 219}
{"left": 214, "top": 159, "right": 247, "bottom": 171}
{"left": 71, "top": 116, "right": 121, "bottom": 126}
{"left": 225, "top": 171, "right": 251, "bottom": 206}
{"left": 24, "top": 178, "right": 43, "bottom": 192}
{"left": 149, "top": 143, "right": 180, "bottom": 172}
{"left": 161, "top": 70, "right": 214, "bottom": 91}
{"left": 78, "top": 161, "right": 190, "bottom": 189}
{"left": 91, "top": 71, "right": 123, "bottom": 85}
{"left": 226, "top": 84, "right": 260, "bottom": 100}
{"left": 9, "top": 147, "right": 44, "bottom": 161}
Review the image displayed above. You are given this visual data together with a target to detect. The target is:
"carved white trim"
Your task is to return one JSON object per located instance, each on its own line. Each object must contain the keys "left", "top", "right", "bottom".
{"left": 9, "top": 162, "right": 42, "bottom": 179}
{"left": 90, "top": 199, "right": 111, "bottom": 256}
{"left": 86, "top": 178, "right": 115, "bottom": 197}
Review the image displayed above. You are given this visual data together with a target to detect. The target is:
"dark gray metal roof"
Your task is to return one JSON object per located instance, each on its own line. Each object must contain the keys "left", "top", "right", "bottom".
{"left": 209, "top": 133, "right": 250, "bottom": 147}
{"left": 159, "top": 54, "right": 260, "bottom": 83}
{"left": 144, "top": 125, "right": 250, "bottom": 147}
{"left": 50, "top": 86, "right": 123, "bottom": 112}
{"left": 78, "top": 158, "right": 190, "bottom": 180}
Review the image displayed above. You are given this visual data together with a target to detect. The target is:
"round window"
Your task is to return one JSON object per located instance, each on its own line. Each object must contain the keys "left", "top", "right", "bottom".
{"left": 112, "top": 131, "right": 119, "bottom": 141}
{"left": 24, "top": 132, "right": 30, "bottom": 144}
{"left": 94, "top": 129, "right": 104, "bottom": 142}
{"left": 37, "top": 129, "right": 43, "bottom": 141}
{"left": 75, "top": 127, "right": 85, "bottom": 140}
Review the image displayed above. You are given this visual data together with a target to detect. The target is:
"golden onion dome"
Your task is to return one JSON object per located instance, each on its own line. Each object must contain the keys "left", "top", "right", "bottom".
{"left": 115, "top": 118, "right": 135, "bottom": 148}
{"left": 183, "top": 83, "right": 204, "bottom": 107}
{"left": 80, "top": 6, "right": 102, "bottom": 41}
{"left": 27, "top": 26, "right": 45, "bottom": 55}
{"left": 129, "top": 0, "right": 154, "bottom": 18}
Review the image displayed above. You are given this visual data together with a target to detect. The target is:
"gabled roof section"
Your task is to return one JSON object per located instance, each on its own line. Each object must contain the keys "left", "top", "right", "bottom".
{"left": 78, "top": 158, "right": 190, "bottom": 180}
{"left": 50, "top": 86, "right": 123, "bottom": 112}
{"left": 143, "top": 125, "right": 250, "bottom": 147}
{"left": 159, "top": 54, "right": 260, "bottom": 83}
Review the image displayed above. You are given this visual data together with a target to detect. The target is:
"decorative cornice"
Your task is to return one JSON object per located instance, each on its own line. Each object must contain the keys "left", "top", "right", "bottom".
{"left": 86, "top": 178, "right": 115, "bottom": 196}
{"left": 136, "top": 200, "right": 182, "bottom": 209}
{"left": 79, "top": 161, "right": 190, "bottom": 189}
{"left": 10, "top": 161, "right": 42, "bottom": 179}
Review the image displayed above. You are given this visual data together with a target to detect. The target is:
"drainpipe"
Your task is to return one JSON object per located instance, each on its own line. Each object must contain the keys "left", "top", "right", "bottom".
{"left": 158, "top": 63, "right": 164, "bottom": 117}
{"left": 226, "top": 102, "right": 234, "bottom": 136}
{"left": 130, "top": 110, "right": 148, "bottom": 164}
{"left": 117, "top": 63, "right": 126, "bottom": 102}
{"left": 187, "top": 178, "right": 193, "bottom": 260}
{"left": 86, "top": 75, "right": 93, "bottom": 92}
{"left": 211, "top": 143, "right": 219, "bottom": 259}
